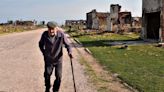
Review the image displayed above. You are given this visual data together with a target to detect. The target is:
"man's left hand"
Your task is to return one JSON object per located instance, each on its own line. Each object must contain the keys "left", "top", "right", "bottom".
{"left": 69, "top": 54, "right": 73, "bottom": 59}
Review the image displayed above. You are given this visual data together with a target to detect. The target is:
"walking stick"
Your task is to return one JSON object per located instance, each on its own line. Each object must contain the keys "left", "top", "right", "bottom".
{"left": 70, "top": 58, "right": 77, "bottom": 92}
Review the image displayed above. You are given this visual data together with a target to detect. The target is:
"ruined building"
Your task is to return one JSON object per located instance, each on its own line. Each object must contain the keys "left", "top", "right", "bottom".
{"left": 65, "top": 20, "right": 86, "bottom": 26}
{"left": 107, "top": 4, "right": 132, "bottom": 32}
{"left": 86, "top": 9, "right": 110, "bottom": 30}
{"left": 86, "top": 4, "right": 132, "bottom": 32}
{"left": 107, "top": 4, "right": 121, "bottom": 30}
{"left": 132, "top": 17, "right": 142, "bottom": 33}
{"left": 15, "top": 20, "right": 35, "bottom": 26}
{"left": 132, "top": 17, "right": 142, "bottom": 27}
{"left": 142, "top": 0, "right": 164, "bottom": 42}
{"left": 119, "top": 12, "right": 132, "bottom": 25}
{"left": 65, "top": 20, "right": 86, "bottom": 30}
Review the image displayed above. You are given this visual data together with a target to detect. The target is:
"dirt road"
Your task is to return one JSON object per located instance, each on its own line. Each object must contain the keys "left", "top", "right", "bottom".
{"left": 0, "top": 29, "right": 96, "bottom": 92}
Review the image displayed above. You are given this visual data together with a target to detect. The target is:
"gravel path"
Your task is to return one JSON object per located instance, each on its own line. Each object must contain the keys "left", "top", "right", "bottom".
{"left": 0, "top": 29, "right": 96, "bottom": 92}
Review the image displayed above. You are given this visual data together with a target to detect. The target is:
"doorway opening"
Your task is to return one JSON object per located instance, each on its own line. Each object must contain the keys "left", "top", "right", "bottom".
{"left": 146, "top": 11, "right": 160, "bottom": 40}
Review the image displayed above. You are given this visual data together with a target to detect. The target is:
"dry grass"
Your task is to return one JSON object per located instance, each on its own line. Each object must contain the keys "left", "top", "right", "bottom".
{"left": 0, "top": 25, "right": 40, "bottom": 34}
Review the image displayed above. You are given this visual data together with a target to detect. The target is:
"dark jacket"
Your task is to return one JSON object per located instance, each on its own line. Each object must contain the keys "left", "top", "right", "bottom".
{"left": 39, "top": 30, "right": 72, "bottom": 64}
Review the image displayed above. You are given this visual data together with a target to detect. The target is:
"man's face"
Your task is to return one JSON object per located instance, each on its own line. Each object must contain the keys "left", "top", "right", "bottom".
{"left": 48, "top": 27, "right": 55, "bottom": 36}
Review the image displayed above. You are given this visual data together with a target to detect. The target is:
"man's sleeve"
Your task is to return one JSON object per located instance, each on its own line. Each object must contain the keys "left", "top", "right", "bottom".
{"left": 63, "top": 32, "right": 72, "bottom": 55}
{"left": 39, "top": 32, "right": 45, "bottom": 55}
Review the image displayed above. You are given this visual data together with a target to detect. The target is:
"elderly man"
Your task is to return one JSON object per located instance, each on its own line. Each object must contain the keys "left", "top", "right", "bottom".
{"left": 39, "top": 22, "right": 73, "bottom": 92}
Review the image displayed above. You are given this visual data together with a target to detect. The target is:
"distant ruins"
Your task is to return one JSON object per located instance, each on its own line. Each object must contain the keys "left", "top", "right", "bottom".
{"left": 86, "top": 9, "right": 109, "bottom": 30}
{"left": 0, "top": 20, "right": 36, "bottom": 26}
{"left": 65, "top": 4, "right": 143, "bottom": 34}
{"left": 65, "top": 20, "right": 86, "bottom": 26}
{"left": 86, "top": 4, "right": 135, "bottom": 32}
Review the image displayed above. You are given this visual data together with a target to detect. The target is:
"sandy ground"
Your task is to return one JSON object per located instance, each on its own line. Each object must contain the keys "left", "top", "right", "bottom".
{"left": 0, "top": 29, "right": 96, "bottom": 92}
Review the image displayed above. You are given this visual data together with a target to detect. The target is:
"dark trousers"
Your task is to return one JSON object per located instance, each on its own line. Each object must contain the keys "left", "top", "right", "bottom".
{"left": 44, "top": 62, "right": 62, "bottom": 92}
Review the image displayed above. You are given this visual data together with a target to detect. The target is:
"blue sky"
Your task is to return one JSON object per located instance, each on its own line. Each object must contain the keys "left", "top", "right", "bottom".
{"left": 0, "top": 0, "right": 142, "bottom": 24}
